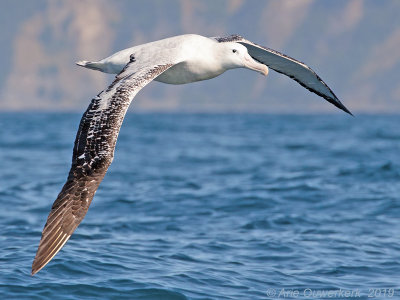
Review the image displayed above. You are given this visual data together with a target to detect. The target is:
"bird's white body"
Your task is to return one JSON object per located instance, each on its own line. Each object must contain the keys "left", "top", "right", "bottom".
{"left": 77, "top": 34, "right": 268, "bottom": 84}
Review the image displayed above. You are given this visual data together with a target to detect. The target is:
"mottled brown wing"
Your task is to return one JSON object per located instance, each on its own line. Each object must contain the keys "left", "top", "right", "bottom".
{"left": 32, "top": 63, "right": 174, "bottom": 275}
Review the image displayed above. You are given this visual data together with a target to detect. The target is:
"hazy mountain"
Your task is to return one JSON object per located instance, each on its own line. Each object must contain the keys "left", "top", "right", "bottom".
{"left": 0, "top": 0, "right": 399, "bottom": 113}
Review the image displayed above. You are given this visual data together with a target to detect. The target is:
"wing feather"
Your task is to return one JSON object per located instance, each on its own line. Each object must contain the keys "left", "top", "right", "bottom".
{"left": 214, "top": 35, "right": 352, "bottom": 115}
{"left": 32, "top": 62, "right": 174, "bottom": 275}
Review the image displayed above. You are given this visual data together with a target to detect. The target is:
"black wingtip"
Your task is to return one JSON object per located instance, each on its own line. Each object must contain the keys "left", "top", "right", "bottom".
{"left": 333, "top": 99, "right": 354, "bottom": 116}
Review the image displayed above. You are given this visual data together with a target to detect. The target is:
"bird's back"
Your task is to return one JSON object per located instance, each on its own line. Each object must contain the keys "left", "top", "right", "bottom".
{"left": 81, "top": 34, "right": 213, "bottom": 75}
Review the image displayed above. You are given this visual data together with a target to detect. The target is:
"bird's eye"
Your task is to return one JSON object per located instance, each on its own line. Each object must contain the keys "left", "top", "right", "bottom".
{"left": 232, "top": 49, "right": 237, "bottom": 53}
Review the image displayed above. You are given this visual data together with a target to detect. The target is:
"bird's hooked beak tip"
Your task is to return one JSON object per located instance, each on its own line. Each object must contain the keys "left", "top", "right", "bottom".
{"left": 261, "top": 65, "right": 269, "bottom": 76}
{"left": 253, "top": 63, "right": 269, "bottom": 76}
{"left": 244, "top": 55, "right": 268, "bottom": 76}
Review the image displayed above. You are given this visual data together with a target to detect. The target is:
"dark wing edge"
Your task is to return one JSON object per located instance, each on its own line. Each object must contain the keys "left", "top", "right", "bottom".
{"left": 214, "top": 35, "right": 352, "bottom": 115}
{"left": 31, "top": 63, "right": 174, "bottom": 275}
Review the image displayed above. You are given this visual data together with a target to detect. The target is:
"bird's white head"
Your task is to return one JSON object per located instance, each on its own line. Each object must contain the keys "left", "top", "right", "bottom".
{"left": 220, "top": 42, "right": 269, "bottom": 76}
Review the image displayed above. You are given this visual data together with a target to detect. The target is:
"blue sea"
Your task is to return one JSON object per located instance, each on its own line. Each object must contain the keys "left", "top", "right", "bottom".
{"left": 0, "top": 113, "right": 399, "bottom": 299}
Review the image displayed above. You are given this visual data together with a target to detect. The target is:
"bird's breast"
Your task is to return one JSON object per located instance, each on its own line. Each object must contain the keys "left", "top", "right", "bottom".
{"left": 154, "top": 61, "right": 225, "bottom": 85}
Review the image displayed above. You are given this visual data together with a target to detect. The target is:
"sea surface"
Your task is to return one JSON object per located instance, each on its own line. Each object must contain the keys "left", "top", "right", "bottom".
{"left": 0, "top": 113, "right": 399, "bottom": 300}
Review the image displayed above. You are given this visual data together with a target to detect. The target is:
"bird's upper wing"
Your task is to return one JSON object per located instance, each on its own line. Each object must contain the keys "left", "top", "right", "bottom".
{"left": 213, "top": 35, "right": 352, "bottom": 115}
{"left": 32, "top": 58, "right": 175, "bottom": 275}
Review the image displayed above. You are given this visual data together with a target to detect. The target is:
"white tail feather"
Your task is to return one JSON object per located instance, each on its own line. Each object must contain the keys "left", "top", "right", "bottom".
{"left": 76, "top": 60, "right": 103, "bottom": 71}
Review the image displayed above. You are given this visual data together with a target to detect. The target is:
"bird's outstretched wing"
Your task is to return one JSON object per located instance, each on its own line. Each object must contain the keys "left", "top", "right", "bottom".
{"left": 213, "top": 35, "right": 352, "bottom": 115}
{"left": 32, "top": 60, "right": 175, "bottom": 275}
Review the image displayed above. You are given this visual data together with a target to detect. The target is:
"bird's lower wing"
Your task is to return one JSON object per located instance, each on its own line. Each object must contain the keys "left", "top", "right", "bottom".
{"left": 32, "top": 62, "right": 174, "bottom": 275}
{"left": 213, "top": 35, "right": 352, "bottom": 115}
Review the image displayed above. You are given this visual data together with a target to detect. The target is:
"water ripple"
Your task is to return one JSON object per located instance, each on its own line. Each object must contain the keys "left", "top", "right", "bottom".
{"left": 1, "top": 113, "right": 400, "bottom": 299}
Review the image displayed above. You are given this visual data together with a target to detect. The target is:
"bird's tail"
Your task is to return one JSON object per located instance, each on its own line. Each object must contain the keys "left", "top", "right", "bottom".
{"left": 76, "top": 60, "right": 103, "bottom": 72}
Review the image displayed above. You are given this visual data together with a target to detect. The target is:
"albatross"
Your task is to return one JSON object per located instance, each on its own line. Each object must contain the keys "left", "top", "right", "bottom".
{"left": 32, "top": 34, "right": 352, "bottom": 275}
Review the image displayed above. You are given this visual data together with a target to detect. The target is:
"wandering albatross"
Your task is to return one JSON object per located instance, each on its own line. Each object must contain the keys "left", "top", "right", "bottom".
{"left": 32, "top": 34, "right": 352, "bottom": 275}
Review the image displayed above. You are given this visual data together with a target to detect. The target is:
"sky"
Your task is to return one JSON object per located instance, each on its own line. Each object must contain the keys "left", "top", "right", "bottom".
{"left": 0, "top": 0, "right": 399, "bottom": 113}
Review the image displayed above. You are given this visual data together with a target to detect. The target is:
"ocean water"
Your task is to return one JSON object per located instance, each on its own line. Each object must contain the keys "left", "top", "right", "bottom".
{"left": 0, "top": 113, "right": 399, "bottom": 300}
